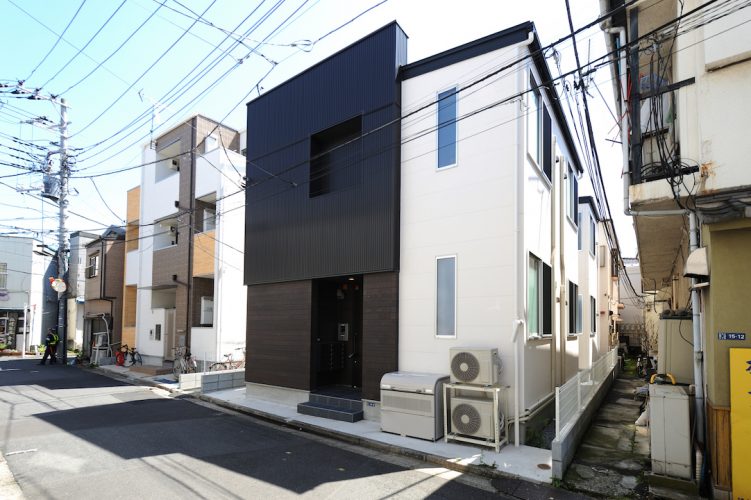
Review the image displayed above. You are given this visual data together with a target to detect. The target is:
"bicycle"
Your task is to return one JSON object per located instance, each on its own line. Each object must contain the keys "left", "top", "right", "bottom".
{"left": 209, "top": 347, "right": 246, "bottom": 371}
{"left": 114, "top": 344, "right": 143, "bottom": 367}
{"left": 172, "top": 346, "right": 197, "bottom": 378}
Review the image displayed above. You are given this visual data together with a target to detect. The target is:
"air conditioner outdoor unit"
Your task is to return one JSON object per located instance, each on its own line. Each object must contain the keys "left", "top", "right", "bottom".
{"left": 449, "top": 347, "right": 499, "bottom": 385}
{"left": 450, "top": 396, "right": 497, "bottom": 440}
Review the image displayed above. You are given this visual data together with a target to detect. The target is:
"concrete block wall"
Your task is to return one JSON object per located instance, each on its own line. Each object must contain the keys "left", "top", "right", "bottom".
{"left": 200, "top": 369, "right": 245, "bottom": 392}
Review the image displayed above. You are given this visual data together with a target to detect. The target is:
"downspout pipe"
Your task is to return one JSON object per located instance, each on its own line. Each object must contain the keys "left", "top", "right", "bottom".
{"left": 512, "top": 30, "right": 534, "bottom": 447}
{"left": 512, "top": 319, "right": 525, "bottom": 447}
{"left": 689, "top": 212, "right": 705, "bottom": 448}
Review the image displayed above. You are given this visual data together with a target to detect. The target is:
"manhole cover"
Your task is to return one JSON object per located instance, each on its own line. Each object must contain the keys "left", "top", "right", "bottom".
{"left": 537, "top": 463, "right": 551, "bottom": 470}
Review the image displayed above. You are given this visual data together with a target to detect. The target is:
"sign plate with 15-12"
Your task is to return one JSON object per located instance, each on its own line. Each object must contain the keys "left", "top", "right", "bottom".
{"left": 718, "top": 332, "right": 746, "bottom": 341}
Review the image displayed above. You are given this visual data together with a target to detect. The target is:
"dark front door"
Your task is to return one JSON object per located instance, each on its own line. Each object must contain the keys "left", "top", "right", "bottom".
{"left": 312, "top": 276, "right": 362, "bottom": 390}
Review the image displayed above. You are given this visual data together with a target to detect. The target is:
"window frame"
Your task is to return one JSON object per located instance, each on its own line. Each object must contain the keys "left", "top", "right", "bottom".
{"left": 0, "top": 262, "right": 7, "bottom": 289}
{"left": 566, "top": 163, "right": 579, "bottom": 228}
{"left": 527, "top": 253, "right": 552, "bottom": 338}
{"left": 86, "top": 254, "right": 100, "bottom": 279}
{"left": 436, "top": 87, "right": 458, "bottom": 170}
{"left": 568, "top": 280, "right": 581, "bottom": 335}
{"left": 590, "top": 214, "right": 597, "bottom": 257}
{"left": 590, "top": 296, "right": 597, "bottom": 336}
{"left": 435, "top": 255, "right": 457, "bottom": 338}
{"left": 527, "top": 73, "right": 543, "bottom": 168}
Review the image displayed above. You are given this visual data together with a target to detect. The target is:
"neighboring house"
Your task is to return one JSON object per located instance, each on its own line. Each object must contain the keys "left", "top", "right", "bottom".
{"left": 83, "top": 227, "right": 125, "bottom": 354}
{"left": 617, "top": 258, "right": 648, "bottom": 353}
{"left": 599, "top": 1, "right": 751, "bottom": 495}
{"left": 68, "top": 231, "right": 98, "bottom": 350}
{"left": 128, "top": 115, "right": 246, "bottom": 366}
{"left": 244, "top": 21, "right": 616, "bottom": 442}
{"left": 0, "top": 235, "right": 56, "bottom": 350}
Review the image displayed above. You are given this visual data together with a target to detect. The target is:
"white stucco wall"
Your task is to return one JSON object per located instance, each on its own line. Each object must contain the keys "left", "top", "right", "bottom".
{"left": 399, "top": 44, "right": 519, "bottom": 385}
{"left": 674, "top": 1, "right": 751, "bottom": 195}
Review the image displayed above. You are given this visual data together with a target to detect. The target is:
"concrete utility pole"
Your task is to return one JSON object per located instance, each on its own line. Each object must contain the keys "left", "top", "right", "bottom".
{"left": 57, "top": 98, "right": 70, "bottom": 364}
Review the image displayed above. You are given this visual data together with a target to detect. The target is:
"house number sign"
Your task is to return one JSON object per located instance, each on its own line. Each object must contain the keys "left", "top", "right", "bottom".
{"left": 718, "top": 332, "right": 746, "bottom": 341}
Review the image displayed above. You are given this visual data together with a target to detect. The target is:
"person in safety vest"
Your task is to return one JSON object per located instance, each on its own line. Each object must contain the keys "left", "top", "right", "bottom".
{"left": 39, "top": 328, "right": 59, "bottom": 365}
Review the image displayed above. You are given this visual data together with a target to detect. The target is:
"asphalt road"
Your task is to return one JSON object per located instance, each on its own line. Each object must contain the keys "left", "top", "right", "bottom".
{"left": 0, "top": 358, "right": 505, "bottom": 499}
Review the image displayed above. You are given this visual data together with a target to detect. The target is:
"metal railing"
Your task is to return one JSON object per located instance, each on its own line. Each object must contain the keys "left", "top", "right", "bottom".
{"left": 555, "top": 348, "right": 618, "bottom": 438}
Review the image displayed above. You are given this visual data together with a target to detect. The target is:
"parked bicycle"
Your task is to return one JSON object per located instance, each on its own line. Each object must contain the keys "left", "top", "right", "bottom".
{"left": 208, "top": 347, "right": 246, "bottom": 372}
{"left": 172, "top": 346, "right": 197, "bottom": 378}
{"left": 114, "top": 344, "right": 143, "bottom": 367}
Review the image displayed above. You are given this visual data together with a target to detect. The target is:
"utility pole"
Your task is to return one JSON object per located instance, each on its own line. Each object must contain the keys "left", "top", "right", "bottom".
{"left": 57, "top": 98, "right": 70, "bottom": 364}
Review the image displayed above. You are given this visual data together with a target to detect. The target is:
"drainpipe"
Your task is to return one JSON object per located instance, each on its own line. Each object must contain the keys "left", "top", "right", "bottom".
{"left": 512, "top": 319, "right": 525, "bottom": 447}
{"left": 688, "top": 212, "right": 705, "bottom": 448}
{"left": 511, "top": 31, "right": 535, "bottom": 447}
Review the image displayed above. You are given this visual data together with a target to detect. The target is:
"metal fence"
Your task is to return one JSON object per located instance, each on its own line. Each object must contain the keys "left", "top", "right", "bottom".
{"left": 555, "top": 348, "right": 618, "bottom": 438}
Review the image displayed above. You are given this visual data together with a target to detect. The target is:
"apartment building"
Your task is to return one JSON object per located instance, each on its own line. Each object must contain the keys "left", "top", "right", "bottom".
{"left": 83, "top": 227, "right": 125, "bottom": 354}
{"left": 125, "top": 115, "right": 246, "bottom": 366}
{"left": 243, "top": 21, "right": 617, "bottom": 444}
{"left": 599, "top": 1, "right": 751, "bottom": 495}
{"left": 68, "top": 231, "right": 98, "bottom": 350}
{"left": 0, "top": 235, "right": 56, "bottom": 350}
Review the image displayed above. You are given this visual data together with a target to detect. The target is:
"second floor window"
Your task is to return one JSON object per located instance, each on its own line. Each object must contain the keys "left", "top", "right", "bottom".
{"left": 87, "top": 254, "right": 100, "bottom": 278}
{"left": 566, "top": 164, "right": 578, "bottom": 225}
{"left": 436, "top": 255, "right": 456, "bottom": 337}
{"left": 437, "top": 88, "right": 457, "bottom": 168}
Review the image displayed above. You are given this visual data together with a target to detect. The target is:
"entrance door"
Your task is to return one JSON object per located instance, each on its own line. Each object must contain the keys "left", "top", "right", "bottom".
{"left": 312, "top": 276, "right": 362, "bottom": 390}
{"left": 163, "top": 308, "right": 176, "bottom": 360}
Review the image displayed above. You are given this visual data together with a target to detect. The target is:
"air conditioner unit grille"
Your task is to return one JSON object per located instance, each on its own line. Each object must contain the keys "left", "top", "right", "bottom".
{"left": 451, "top": 351, "right": 481, "bottom": 382}
{"left": 382, "top": 393, "right": 433, "bottom": 415}
{"left": 452, "top": 403, "right": 482, "bottom": 435}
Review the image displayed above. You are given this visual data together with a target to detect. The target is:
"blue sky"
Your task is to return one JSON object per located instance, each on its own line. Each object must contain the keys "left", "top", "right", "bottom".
{"left": 0, "top": 0, "right": 636, "bottom": 256}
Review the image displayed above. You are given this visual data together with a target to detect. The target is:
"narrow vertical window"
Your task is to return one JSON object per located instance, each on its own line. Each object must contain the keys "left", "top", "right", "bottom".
{"left": 591, "top": 296, "right": 597, "bottom": 335}
{"left": 0, "top": 263, "right": 7, "bottom": 289}
{"left": 437, "top": 89, "right": 457, "bottom": 168}
{"left": 590, "top": 216, "right": 597, "bottom": 255}
{"left": 568, "top": 281, "right": 579, "bottom": 334}
{"left": 436, "top": 256, "right": 456, "bottom": 337}
{"left": 529, "top": 255, "right": 552, "bottom": 337}
{"left": 528, "top": 255, "right": 540, "bottom": 335}
{"left": 577, "top": 211, "right": 583, "bottom": 250}
{"left": 527, "top": 74, "right": 542, "bottom": 167}
{"left": 566, "top": 164, "right": 578, "bottom": 224}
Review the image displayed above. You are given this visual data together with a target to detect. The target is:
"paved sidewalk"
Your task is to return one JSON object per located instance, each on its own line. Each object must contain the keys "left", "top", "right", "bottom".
{"left": 94, "top": 364, "right": 592, "bottom": 499}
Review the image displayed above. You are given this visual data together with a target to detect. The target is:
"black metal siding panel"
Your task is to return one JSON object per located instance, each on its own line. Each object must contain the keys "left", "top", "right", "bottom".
{"left": 245, "top": 24, "right": 407, "bottom": 285}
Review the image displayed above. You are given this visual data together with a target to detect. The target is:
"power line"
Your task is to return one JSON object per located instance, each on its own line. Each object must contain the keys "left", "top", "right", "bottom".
{"left": 59, "top": 1, "right": 168, "bottom": 95}
{"left": 25, "top": 0, "right": 88, "bottom": 82}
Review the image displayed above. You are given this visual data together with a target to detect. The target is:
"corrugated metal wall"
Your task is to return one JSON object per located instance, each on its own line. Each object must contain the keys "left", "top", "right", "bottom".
{"left": 244, "top": 23, "right": 407, "bottom": 285}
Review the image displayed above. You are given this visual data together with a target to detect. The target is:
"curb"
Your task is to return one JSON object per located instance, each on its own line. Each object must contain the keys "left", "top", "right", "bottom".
{"left": 0, "top": 452, "right": 24, "bottom": 499}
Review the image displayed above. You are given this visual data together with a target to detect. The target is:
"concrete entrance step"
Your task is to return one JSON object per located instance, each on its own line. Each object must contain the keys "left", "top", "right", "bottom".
{"left": 298, "top": 394, "right": 363, "bottom": 423}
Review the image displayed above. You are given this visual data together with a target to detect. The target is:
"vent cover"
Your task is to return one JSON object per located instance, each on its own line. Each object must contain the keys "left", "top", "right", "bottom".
{"left": 448, "top": 347, "right": 499, "bottom": 385}
{"left": 452, "top": 402, "right": 482, "bottom": 434}
{"left": 449, "top": 396, "right": 496, "bottom": 439}
{"left": 451, "top": 352, "right": 481, "bottom": 382}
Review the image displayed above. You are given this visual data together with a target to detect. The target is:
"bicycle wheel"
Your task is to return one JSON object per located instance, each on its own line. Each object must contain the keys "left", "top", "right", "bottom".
{"left": 115, "top": 351, "right": 125, "bottom": 366}
{"left": 133, "top": 352, "right": 143, "bottom": 366}
{"left": 209, "top": 362, "right": 227, "bottom": 372}
{"left": 173, "top": 359, "right": 183, "bottom": 378}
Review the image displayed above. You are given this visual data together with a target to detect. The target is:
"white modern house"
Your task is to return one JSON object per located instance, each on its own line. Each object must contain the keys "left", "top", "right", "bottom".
{"left": 0, "top": 235, "right": 56, "bottom": 350}
{"left": 124, "top": 115, "right": 247, "bottom": 367}
{"left": 398, "top": 22, "right": 616, "bottom": 440}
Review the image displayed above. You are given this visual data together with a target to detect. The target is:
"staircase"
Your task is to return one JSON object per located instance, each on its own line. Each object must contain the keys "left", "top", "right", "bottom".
{"left": 297, "top": 393, "right": 363, "bottom": 423}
